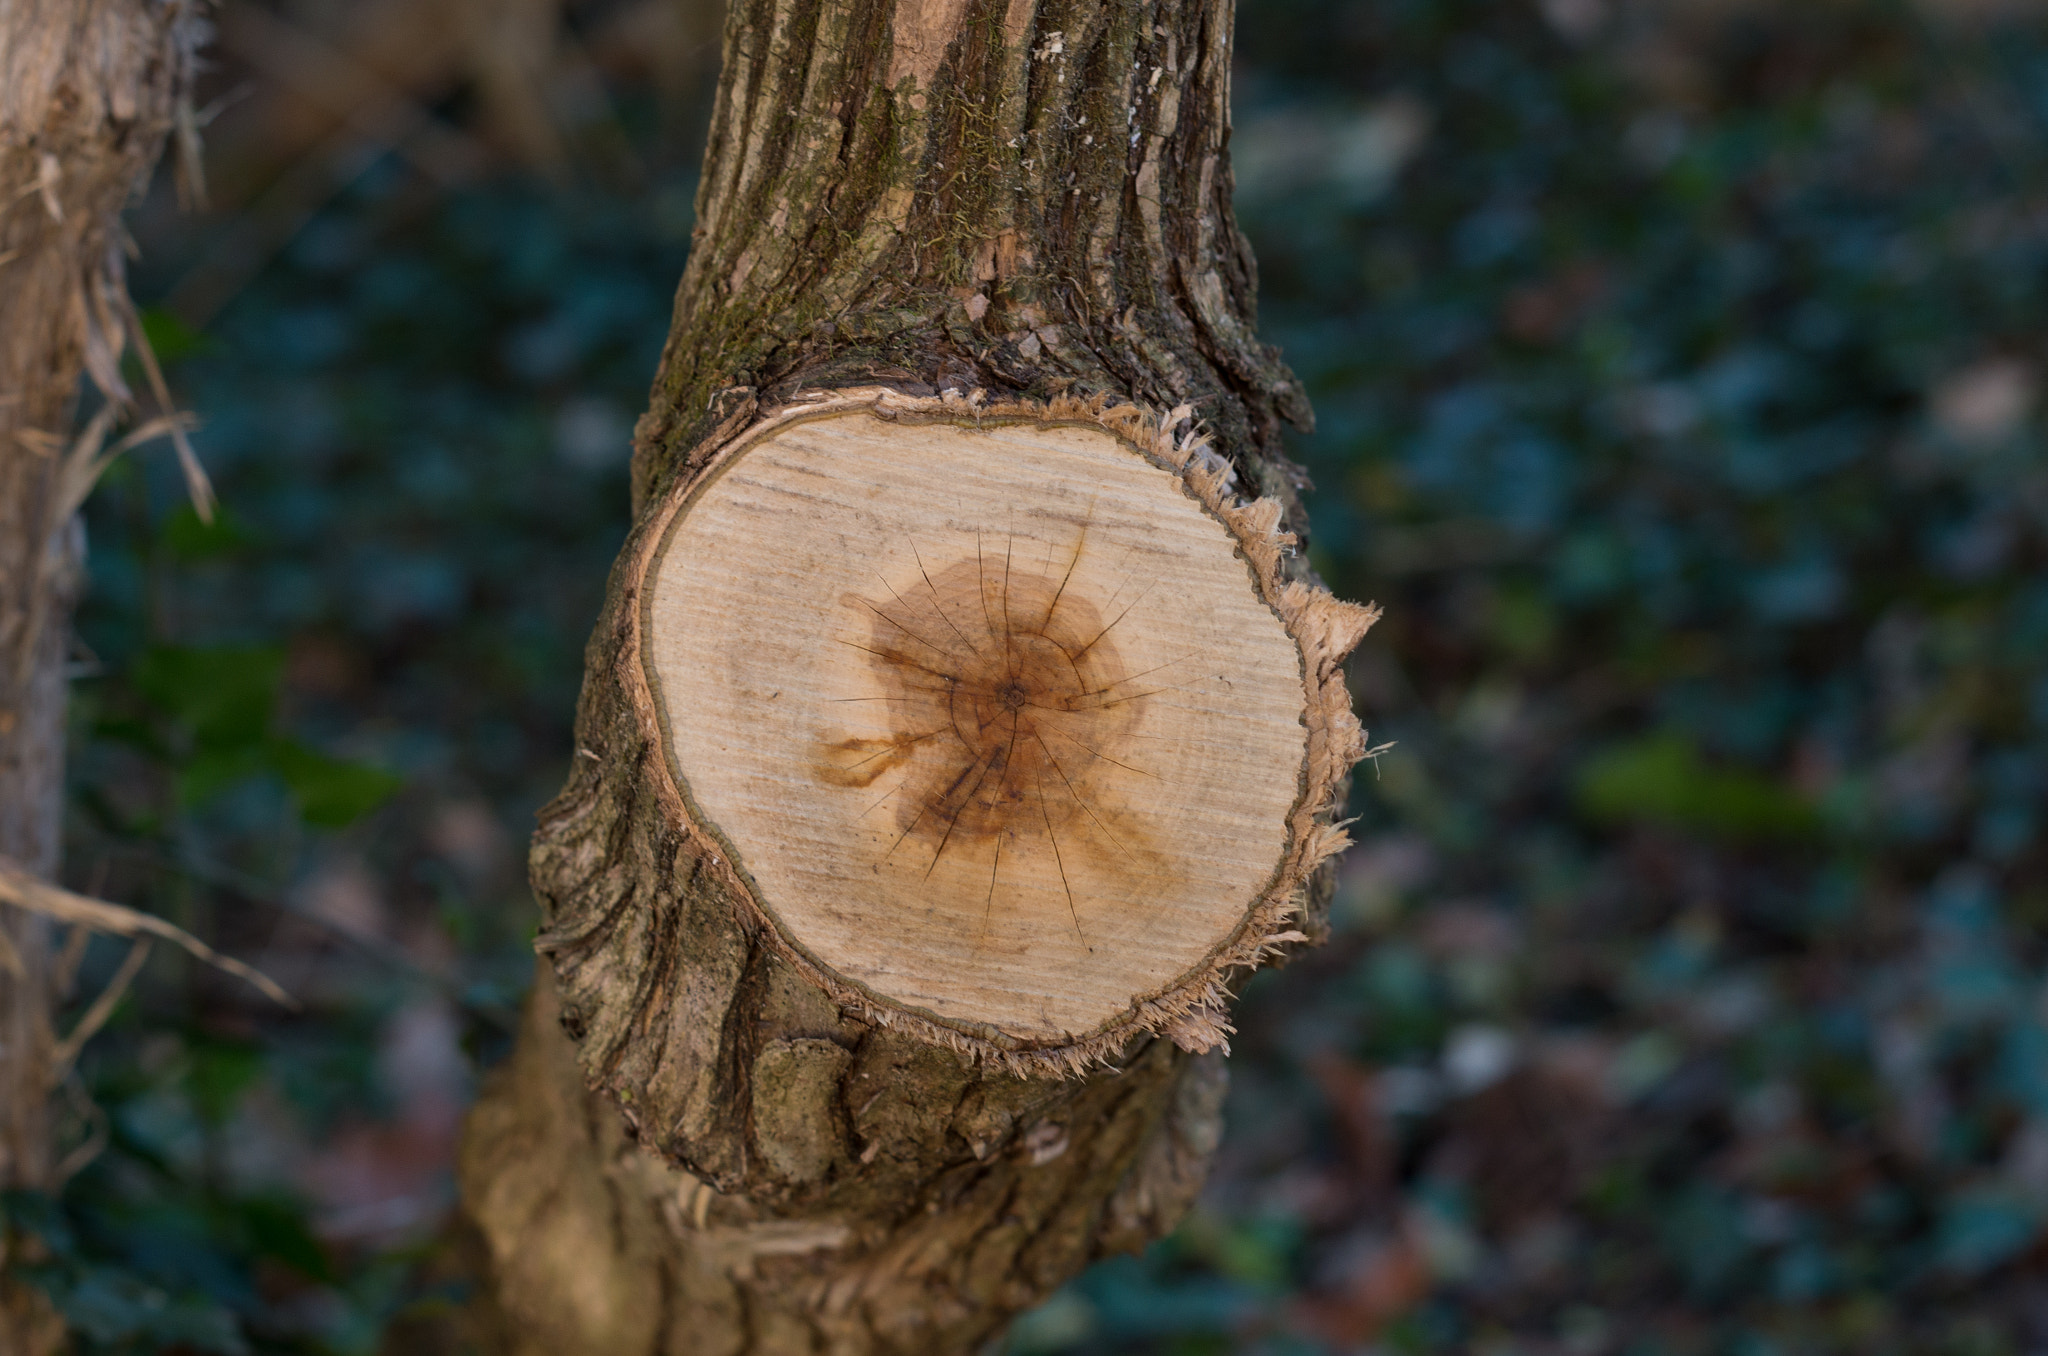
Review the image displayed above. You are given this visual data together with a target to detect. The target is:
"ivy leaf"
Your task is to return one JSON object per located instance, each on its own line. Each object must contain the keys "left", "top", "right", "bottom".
{"left": 161, "top": 504, "right": 254, "bottom": 562}
{"left": 132, "top": 645, "right": 283, "bottom": 755}
{"left": 1575, "top": 732, "right": 1818, "bottom": 842}
{"left": 267, "top": 739, "right": 404, "bottom": 828}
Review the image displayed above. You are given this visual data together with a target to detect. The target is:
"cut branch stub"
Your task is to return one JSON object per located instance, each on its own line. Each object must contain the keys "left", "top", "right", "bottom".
{"left": 634, "top": 390, "right": 1377, "bottom": 1069}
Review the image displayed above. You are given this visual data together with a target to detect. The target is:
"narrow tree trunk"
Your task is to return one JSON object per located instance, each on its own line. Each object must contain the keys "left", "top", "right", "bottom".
{"left": 454, "top": 0, "right": 1366, "bottom": 1351}
{"left": 0, "top": 3, "right": 204, "bottom": 1349}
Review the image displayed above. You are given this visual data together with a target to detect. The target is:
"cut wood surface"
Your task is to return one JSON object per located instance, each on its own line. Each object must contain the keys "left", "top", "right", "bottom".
{"left": 435, "top": 0, "right": 1382, "bottom": 1342}
{"left": 647, "top": 405, "right": 1308, "bottom": 1042}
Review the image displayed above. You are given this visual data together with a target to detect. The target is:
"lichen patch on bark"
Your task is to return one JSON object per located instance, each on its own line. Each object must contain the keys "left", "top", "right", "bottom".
{"left": 751, "top": 1038, "right": 855, "bottom": 1184}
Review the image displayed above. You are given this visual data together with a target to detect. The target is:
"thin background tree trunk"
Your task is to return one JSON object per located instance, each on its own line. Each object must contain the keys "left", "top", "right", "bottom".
{"left": 0, "top": 2, "right": 206, "bottom": 1350}
{"left": 447, "top": 0, "right": 1337, "bottom": 1350}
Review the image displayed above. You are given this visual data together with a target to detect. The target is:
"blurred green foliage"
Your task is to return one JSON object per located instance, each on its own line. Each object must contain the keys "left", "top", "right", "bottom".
{"left": 1020, "top": 0, "right": 2048, "bottom": 1351}
{"left": 119, "top": 643, "right": 401, "bottom": 824}
{"left": 10, "top": 0, "right": 2048, "bottom": 1351}
{"left": 14, "top": 148, "right": 690, "bottom": 1350}
{"left": 1575, "top": 732, "right": 1818, "bottom": 841}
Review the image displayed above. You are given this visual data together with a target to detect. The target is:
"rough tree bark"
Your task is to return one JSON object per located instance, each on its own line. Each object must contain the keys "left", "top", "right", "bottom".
{"left": 0, "top": 3, "right": 206, "bottom": 1350}
{"left": 452, "top": 0, "right": 1373, "bottom": 1351}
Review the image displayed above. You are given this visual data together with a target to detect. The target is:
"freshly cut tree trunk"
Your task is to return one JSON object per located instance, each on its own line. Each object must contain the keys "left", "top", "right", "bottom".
{"left": 0, "top": 2, "right": 207, "bottom": 1351}
{"left": 643, "top": 396, "right": 1363, "bottom": 1065}
{"left": 452, "top": 0, "right": 1377, "bottom": 1350}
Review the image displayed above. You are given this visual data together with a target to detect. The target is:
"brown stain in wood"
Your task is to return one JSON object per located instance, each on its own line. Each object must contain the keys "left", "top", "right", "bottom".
{"left": 816, "top": 530, "right": 1176, "bottom": 943}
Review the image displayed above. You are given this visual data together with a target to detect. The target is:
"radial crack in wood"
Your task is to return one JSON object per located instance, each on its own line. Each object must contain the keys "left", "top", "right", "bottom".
{"left": 439, "top": 0, "right": 1381, "bottom": 1338}
{"left": 626, "top": 391, "right": 1376, "bottom": 1069}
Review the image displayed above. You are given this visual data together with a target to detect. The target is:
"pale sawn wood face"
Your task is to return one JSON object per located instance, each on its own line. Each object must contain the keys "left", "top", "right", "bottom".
{"left": 645, "top": 413, "right": 1307, "bottom": 1040}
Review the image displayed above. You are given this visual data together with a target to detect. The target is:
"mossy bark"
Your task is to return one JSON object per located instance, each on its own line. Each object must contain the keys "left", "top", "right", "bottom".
{"left": 453, "top": 0, "right": 1325, "bottom": 1350}
{"left": 636, "top": 0, "right": 1311, "bottom": 513}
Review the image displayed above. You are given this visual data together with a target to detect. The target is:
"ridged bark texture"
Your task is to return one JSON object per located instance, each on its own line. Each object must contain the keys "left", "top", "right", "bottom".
{"left": 0, "top": 3, "right": 204, "bottom": 1350}
{"left": 638, "top": 0, "right": 1312, "bottom": 511}
{"left": 455, "top": 0, "right": 1328, "bottom": 1351}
